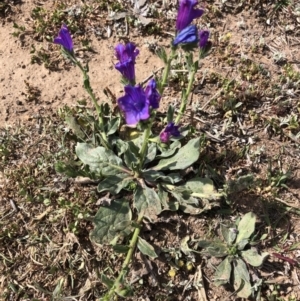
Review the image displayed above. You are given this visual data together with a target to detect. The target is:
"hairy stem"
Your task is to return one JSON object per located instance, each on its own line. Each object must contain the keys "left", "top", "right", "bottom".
{"left": 75, "top": 60, "right": 109, "bottom": 149}
{"left": 138, "top": 125, "right": 151, "bottom": 171}
{"left": 175, "top": 68, "right": 196, "bottom": 124}
{"left": 103, "top": 214, "right": 144, "bottom": 300}
{"left": 158, "top": 47, "right": 176, "bottom": 95}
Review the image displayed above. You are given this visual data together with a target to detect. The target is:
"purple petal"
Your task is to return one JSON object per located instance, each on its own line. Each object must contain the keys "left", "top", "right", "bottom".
{"left": 53, "top": 24, "right": 73, "bottom": 52}
{"left": 114, "top": 43, "right": 139, "bottom": 82}
{"left": 176, "top": 0, "right": 204, "bottom": 31}
{"left": 160, "top": 122, "right": 180, "bottom": 143}
{"left": 115, "top": 61, "right": 135, "bottom": 82}
{"left": 160, "top": 132, "right": 171, "bottom": 143}
{"left": 173, "top": 25, "right": 198, "bottom": 46}
{"left": 199, "top": 30, "right": 209, "bottom": 49}
{"left": 145, "top": 79, "right": 161, "bottom": 109}
{"left": 117, "top": 85, "right": 150, "bottom": 126}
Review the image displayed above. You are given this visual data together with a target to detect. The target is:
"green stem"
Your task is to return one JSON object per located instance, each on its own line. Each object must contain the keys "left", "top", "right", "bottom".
{"left": 75, "top": 60, "right": 109, "bottom": 149}
{"left": 104, "top": 214, "right": 144, "bottom": 300}
{"left": 175, "top": 68, "right": 196, "bottom": 125}
{"left": 158, "top": 47, "right": 176, "bottom": 95}
{"left": 138, "top": 125, "right": 151, "bottom": 171}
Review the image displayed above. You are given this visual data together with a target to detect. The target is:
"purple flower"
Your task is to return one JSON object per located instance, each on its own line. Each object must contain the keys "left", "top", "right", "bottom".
{"left": 54, "top": 24, "right": 73, "bottom": 52}
{"left": 145, "top": 79, "right": 161, "bottom": 109}
{"left": 176, "top": 0, "right": 204, "bottom": 31}
{"left": 115, "top": 43, "right": 139, "bottom": 82}
{"left": 199, "top": 30, "right": 209, "bottom": 49}
{"left": 160, "top": 122, "right": 180, "bottom": 143}
{"left": 118, "top": 85, "right": 150, "bottom": 126}
{"left": 173, "top": 25, "right": 198, "bottom": 46}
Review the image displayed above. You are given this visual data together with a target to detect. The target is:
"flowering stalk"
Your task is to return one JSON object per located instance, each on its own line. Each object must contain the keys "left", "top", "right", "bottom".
{"left": 102, "top": 214, "right": 144, "bottom": 300}
{"left": 138, "top": 125, "right": 151, "bottom": 171}
{"left": 75, "top": 60, "right": 109, "bottom": 149}
{"left": 158, "top": 46, "right": 176, "bottom": 95}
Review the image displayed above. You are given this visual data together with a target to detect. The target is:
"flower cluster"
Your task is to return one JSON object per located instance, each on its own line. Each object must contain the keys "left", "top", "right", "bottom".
{"left": 54, "top": 24, "right": 73, "bottom": 52}
{"left": 117, "top": 79, "right": 161, "bottom": 126}
{"left": 114, "top": 43, "right": 139, "bottom": 83}
{"left": 173, "top": 0, "right": 209, "bottom": 49}
{"left": 160, "top": 122, "right": 180, "bottom": 143}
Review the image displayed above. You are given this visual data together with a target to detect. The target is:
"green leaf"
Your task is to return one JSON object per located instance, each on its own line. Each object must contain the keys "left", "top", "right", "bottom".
{"left": 134, "top": 186, "right": 162, "bottom": 222}
{"left": 112, "top": 244, "right": 130, "bottom": 253}
{"left": 233, "top": 258, "right": 252, "bottom": 298}
{"left": 123, "top": 141, "right": 139, "bottom": 170}
{"left": 106, "top": 117, "right": 120, "bottom": 136}
{"left": 221, "top": 224, "right": 237, "bottom": 246}
{"left": 137, "top": 237, "right": 158, "bottom": 259}
{"left": 167, "top": 105, "right": 175, "bottom": 123}
{"left": 65, "top": 115, "right": 85, "bottom": 139}
{"left": 156, "top": 140, "right": 181, "bottom": 159}
{"left": 236, "top": 212, "right": 256, "bottom": 244}
{"left": 158, "top": 185, "right": 179, "bottom": 211}
{"left": 153, "top": 137, "right": 200, "bottom": 170}
{"left": 75, "top": 143, "right": 128, "bottom": 176}
{"left": 142, "top": 170, "right": 181, "bottom": 184}
{"left": 90, "top": 199, "right": 132, "bottom": 245}
{"left": 198, "top": 240, "right": 228, "bottom": 257}
{"left": 184, "top": 177, "right": 222, "bottom": 200}
{"left": 101, "top": 274, "right": 114, "bottom": 289}
{"left": 97, "top": 174, "right": 132, "bottom": 195}
{"left": 241, "top": 249, "right": 269, "bottom": 267}
{"left": 214, "top": 257, "right": 232, "bottom": 286}
{"left": 145, "top": 143, "right": 157, "bottom": 164}
{"left": 168, "top": 186, "right": 219, "bottom": 215}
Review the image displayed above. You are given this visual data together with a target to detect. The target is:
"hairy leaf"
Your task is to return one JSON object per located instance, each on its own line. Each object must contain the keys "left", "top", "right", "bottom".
{"left": 199, "top": 240, "right": 228, "bottom": 257}
{"left": 134, "top": 186, "right": 162, "bottom": 222}
{"left": 90, "top": 199, "right": 132, "bottom": 244}
{"left": 137, "top": 237, "right": 158, "bottom": 259}
{"left": 221, "top": 224, "right": 237, "bottom": 246}
{"left": 106, "top": 117, "right": 121, "bottom": 136}
{"left": 97, "top": 174, "right": 132, "bottom": 195}
{"left": 214, "top": 257, "right": 232, "bottom": 286}
{"left": 76, "top": 143, "right": 128, "bottom": 176}
{"left": 153, "top": 137, "right": 200, "bottom": 170}
{"left": 233, "top": 258, "right": 252, "bottom": 298}
{"left": 142, "top": 170, "right": 181, "bottom": 184}
{"left": 236, "top": 212, "right": 256, "bottom": 244}
{"left": 185, "top": 177, "right": 222, "bottom": 200}
{"left": 241, "top": 249, "right": 269, "bottom": 267}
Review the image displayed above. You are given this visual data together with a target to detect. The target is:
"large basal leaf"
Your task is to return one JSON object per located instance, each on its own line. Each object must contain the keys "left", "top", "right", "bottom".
{"left": 137, "top": 237, "right": 158, "bottom": 259}
{"left": 75, "top": 143, "right": 128, "bottom": 176}
{"left": 233, "top": 258, "right": 252, "bottom": 298}
{"left": 241, "top": 248, "right": 269, "bottom": 267}
{"left": 134, "top": 186, "right": 162, "bottom": 222}
{"left": 153, "top": 137, "right": 200, "bottom": 171}
{"left": 184, "top": 177, "right": 222, "bottom": 200}
{"left": 214, "top": 257, "right": 232, "bottom": 287}
{"left": 97, "top": 174, "right": 132, "bottom": 195}
{"left": 90, "top": 199, "right": 132, "bottom": 245}
{"left": 236, "top": 212, "right": 256, "bottom": 244}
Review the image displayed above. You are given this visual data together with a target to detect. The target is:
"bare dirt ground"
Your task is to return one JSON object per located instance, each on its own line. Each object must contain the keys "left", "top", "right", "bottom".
{"left": 1, "top": 0, "right": 300, "bottom": 300}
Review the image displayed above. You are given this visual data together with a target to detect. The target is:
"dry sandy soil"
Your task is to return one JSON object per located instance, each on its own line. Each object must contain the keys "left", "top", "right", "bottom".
{"left": 1, "top": 0, "right": 300, "bottom": 300}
